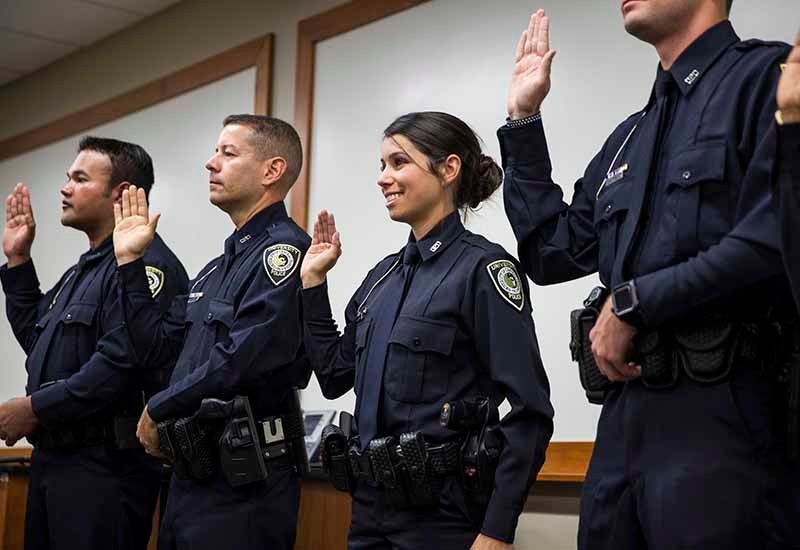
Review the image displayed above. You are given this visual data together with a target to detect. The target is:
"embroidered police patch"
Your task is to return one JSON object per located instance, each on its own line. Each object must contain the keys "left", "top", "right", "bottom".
{"left": 486, "top": 260, "right": 524, "bottom": 312}
{"left": 263, "top": 244, "right": 301, "bottom": 286}
{"left": 145, "top": 266, "right": 165, "bottom": 298}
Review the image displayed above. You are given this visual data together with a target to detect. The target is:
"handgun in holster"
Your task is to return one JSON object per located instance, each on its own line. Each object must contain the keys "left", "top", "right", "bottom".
{"left": 218, "top": 396, "right": 269, "bottom": 487}
{"left": 570, "top": 303, "right": 612, "bottom": 405}
{"left": 440, "top": 397, "right": 500, "bottom": 498}
{"left": 321, "top": 411, "right": 355, "bottom": 493}
{"left": 157, "top": 400, "right": 227, "bottom": 481}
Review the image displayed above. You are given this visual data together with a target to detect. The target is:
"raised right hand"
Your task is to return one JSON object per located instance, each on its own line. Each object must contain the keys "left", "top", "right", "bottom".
{"left": 113, "top": 185, "right": 160, "bottom": 266}
{"left": 506, "top": 9, "right": 557, "bottom": 120}
{"left": 301, "top": 210, "right": 342, "bottom": 289}
{"left": 3, "top": 183, "right": 36, "bottom": 267}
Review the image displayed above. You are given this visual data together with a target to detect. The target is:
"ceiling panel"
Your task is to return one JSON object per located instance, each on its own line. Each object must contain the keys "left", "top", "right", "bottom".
{"left": 80, "top": 0, "right": 182, "bottom": 16}
{"left": 0, "top": 29, "right": 78, "bottom": 73}
{"left": 0, "top": 0, "right": 140, "bottom": 46}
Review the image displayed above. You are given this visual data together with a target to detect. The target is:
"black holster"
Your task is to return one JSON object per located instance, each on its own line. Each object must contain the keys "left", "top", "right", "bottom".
{"left": 570, "top": 308, "right": 612, "bottom": 404}
{"left": 321, "top": 411, "right": 354, "bottom": 493}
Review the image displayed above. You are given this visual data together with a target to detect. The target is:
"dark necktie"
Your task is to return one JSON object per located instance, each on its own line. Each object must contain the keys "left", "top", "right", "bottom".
{"left": 356, "top": 242, "right": 421, "bottom": 448}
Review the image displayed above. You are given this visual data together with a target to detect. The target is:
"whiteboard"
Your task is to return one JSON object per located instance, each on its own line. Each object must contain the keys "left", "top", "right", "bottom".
{"left": 0, "top": 68, "right": 256, "bottom": 409}
{"left": 303, "top": 0, "right": 799, "bottom": 440}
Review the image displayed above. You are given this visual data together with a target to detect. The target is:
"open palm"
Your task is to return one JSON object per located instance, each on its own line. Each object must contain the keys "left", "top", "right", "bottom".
{"left": 778, "top": 34, "right": 800, "bottom": 117}
{"left": 113, "top": 185, "right": 160, "bottom": 265}
{"left": 301, "top": 210, "right": 342, "bottom": 288}
{"left": 3, "top": 183, "right": 35, "bottom": 262}
{"left": 507, "top": 9, "right": 557, "bottom": 119}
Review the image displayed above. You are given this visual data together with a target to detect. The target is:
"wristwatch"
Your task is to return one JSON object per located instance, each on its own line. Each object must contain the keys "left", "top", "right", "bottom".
{"left": 611, "top": 280, "right": 643, "bottom": 326}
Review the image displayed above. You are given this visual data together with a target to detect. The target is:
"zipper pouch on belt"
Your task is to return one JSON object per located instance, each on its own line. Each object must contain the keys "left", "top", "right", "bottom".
{"left": 635, "top": 330, "right": 679, "bottom": 389}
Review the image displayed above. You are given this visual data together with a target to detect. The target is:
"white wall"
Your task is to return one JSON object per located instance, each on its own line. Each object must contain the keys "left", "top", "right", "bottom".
{"left": 0, "top": 69, "right": 256, "bottom": 407}
{"left": 299, "top": 0, "right": 800, "bottom": 441}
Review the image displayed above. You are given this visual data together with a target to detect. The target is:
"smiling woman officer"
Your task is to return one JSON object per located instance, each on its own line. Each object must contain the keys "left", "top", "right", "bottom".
{"left": 300, "top": 111, "right": 554, "bottom": 550}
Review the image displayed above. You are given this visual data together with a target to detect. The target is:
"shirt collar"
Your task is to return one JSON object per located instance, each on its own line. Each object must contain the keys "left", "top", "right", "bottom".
{"left": 79, "top": 234, "right": 114, "bottom": 267}
{"left": 407, "top": 211, "right": 465, "bottom": 263}
{"left": 227, "top": 201, "right": 289, "bottom": 256}
{"left": 665, "top": 20, "right": 739, "bottom": 97}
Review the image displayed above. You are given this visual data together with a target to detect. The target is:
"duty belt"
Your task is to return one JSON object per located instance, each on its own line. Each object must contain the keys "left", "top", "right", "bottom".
{"left": 348, "top": 438, "right": 461, "bottom": 484}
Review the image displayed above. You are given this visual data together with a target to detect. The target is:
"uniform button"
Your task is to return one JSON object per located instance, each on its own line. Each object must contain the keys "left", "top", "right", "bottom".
{"left": 207, "top": 313, "right": 213, "bottom": 320}
{"left": 65, "top": 313, "right": 72, "bottom": 320}
{"left": 682, "top": 170, "right": 692, "bottom": 180}
{"left": 413, "top": 337, "right": 421, "bottom": 347}
{"left": 604, "top": 203, "right": 613, "bottom": 214}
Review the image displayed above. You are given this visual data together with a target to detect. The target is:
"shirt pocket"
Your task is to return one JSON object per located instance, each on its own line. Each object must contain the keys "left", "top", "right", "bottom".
{"left": 385, "top": 315, "right": 457, "bottom": 404}
{"left": 666, "top": 143, "right": 729, "bottom": 257}
{"left": 58, "top": 302, "right": 99, "bottom": 364}
{"left": 203, "top": 298, "right": 235, "bottom": 342}
{"left": 594, "top": 191, "right": 630, "bottom": 280}
{"left": 353, "top": 317, "right": 373, "bottom": 397}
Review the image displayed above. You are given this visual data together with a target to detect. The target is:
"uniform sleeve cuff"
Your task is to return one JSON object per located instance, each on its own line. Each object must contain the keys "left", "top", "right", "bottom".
{"left": 480, "top": 502, "right": 521, "bottom": 543}
{"left": 147, "top": 391, "right": 180, "bottom": 423}
{"left": 302, "top": 281, "right": 334, "bottom": 320}
{"left": 118, "top": 258, "right": 152, "bottom": 295}
{"left": 30, "top": 382, "right": 69, "bottom": 425}
{"left": 497, "top": 118, "right": 550, "bottom": 166}
{"left": 0, "top": 260, "right": 39, "bottom": 293}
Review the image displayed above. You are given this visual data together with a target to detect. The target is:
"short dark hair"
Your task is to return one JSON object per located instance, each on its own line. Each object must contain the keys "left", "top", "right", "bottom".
{"left": 78, "top": 136, "right": 154, "bottom": 198}
{"left": 222, "top": 115, "right": 303, "bottom": 188}
{"left": 383, "top": 112, "right": 502, "bottom": 210}
{"left": 726, "top": 0, "right": 733, "bottom": 14}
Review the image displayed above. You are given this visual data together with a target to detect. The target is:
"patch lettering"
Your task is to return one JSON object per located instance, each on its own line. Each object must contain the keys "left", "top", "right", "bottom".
{"left": 145, "top": 266, "right": 165, "bottom": 298}
{"left": 486, "top": 260, "right": 524, "bottom": 312}
{"left": 263, "top": 244, "right": 301, "bottom": 286}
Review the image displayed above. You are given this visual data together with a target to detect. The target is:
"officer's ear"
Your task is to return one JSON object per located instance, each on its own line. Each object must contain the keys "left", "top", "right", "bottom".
{"left": 438, "top": 154, "right": 462, "bottom": 188}
{"left": 262, "top": 156, "right": 288, "bottom": 189}
{"left": 110, "top": 181, "right": 130, "bottom": 202}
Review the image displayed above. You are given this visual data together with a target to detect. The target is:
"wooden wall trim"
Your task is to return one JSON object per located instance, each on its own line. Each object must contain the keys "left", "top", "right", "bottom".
{"left": 0, "top": 448, "right": 31, "bottom": 460}
{"left": 0, "top": 35, "right": 274, "bottom": 162}
{"left": 291, "top": 0, "right": 430, "bottom": 229}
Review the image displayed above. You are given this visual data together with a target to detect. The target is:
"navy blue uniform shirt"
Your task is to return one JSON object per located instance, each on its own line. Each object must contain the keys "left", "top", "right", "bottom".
{"left": 500, "top": 21, "right": 791, "bottom": 327}
{"left": 777, "top": 123, "right": 800, "bottom": 312}
{"left": 0, "top": 233, "right": 188, "bottom": 425}
{"left": 117, "top": 202, "right": 311, "bottom": 422}
{"left": 302, "top": 212, "right": 554, "bottom": 542}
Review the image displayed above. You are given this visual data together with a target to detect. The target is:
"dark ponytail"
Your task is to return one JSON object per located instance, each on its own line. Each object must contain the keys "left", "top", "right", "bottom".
{"left": 383, "top": 112, "right": 502, "bottom": 210}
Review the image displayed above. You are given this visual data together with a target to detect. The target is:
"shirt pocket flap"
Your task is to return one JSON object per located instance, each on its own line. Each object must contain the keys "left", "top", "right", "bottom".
{"left": 388, "top": 315, "right": 456, "bottom": 356}
{"left": 668, "top": 143, "right": 726, "bottom": 188}
{"left": 595, "top": 197, "right": 629, "bottom": 226}
{"left": 60, "top": 303, "right": 98, "bottom": 326}
{"left": 204, "top": 298, "right": 235, "bottom": 328}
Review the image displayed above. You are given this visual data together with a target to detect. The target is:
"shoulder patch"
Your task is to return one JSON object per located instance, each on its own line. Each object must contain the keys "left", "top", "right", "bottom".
{"left": 263, "top": 243, "right": 301, "bottom": 286}
{"left": 486, "top": 260, "right": 525, "bottom": 312}
{"left": 145, "top": 266, "right": 165, "bottom": 298}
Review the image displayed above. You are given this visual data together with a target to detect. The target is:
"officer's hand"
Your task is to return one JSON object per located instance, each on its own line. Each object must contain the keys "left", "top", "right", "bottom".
{"left": 506, "top": 9, "right": 557, "bottom": 120}
{"left": 136, "top": 407, "right": 164, "bottom": 459}
{"left": 301, "top": 209, "right": 342, "bottom": 289}
{"left": 0, "top": 396, "right": 38, "bottom": 446}
{"left": 777, "top": 33, "right": 800, "bottom": 124}
{"left": 589, "top": 298, "right": 641, "bottom": 382}
{"left": 3, "top": 183, "right": 36, "bottom": 268}
{"left": 113, "top": 185, "right": 160, "bottom": 266}
{"left": 471, "top": 533, "right": 513, "bottom": 550}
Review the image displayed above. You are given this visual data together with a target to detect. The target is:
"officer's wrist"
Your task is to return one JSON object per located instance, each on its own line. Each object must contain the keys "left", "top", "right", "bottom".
{"left": 301, "top": 273, "right": 326, "bottom": 290}
{"left": 115, "top": 252, "right": 143, "bottom": 266}
{"left": 776, "top": 109, "right": 800, "bottom": 125}
{"left": 6, "top": 254, "right": 31, "bottom": 268}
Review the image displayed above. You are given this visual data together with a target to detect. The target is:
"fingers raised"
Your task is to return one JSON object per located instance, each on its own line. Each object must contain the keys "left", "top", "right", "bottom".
{"left": 537, "top": 14, "right": 550, "bottom": 56}
{"left": 136, "top": 187, "right": 148, "bottom": 220}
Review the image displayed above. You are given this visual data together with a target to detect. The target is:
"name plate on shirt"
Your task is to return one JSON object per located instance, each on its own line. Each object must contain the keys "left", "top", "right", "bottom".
{"left": 187, "top": 292, "right": 204, "bottom": 303}
{"left": 603, "top": 163, "right": 629, "bottom": 187}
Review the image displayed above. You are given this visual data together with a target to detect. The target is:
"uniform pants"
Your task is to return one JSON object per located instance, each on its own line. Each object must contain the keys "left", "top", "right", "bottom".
{"left": 157, "top": 464, "right": 300, "bottom": 550}
{"left": 578, "top": 360, "right": 800, "bottom": 550}
{"left": 25, "top": 446, "right": 160, "bottom": 550}
{"left": 349, "top": 478, "right": 484, "bottom": 550}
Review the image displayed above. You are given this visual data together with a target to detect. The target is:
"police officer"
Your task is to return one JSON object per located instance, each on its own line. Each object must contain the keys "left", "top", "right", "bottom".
{"left": 0, "top": 137, "right": 188, "bottom": 550}
{"left": 112, "top": 115, "right": 310, "bottom": 550}
{"left": 500, "top": 3, "right": 796, "bottom": 548}
{"left": 777, "top": 34, "right": 800, "bottom": 311}
{"left": 301, "top": 111, "right": 554, "bottom": 550}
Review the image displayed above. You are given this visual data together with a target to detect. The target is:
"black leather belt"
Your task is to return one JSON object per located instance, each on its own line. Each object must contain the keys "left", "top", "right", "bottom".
{"left": 348, "top": 440, "right": 460, "bottom": 484}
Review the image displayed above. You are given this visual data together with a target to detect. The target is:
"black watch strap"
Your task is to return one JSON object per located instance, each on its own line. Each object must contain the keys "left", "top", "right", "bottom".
{"left": 611, "top": 280, "right": 642, "bottom": 326}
